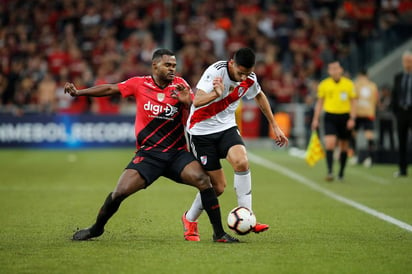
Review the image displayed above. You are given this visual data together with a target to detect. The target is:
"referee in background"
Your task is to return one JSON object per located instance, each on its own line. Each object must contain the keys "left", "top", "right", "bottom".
{"left": 311, "top": 61, "right": 357, "bottom": 181}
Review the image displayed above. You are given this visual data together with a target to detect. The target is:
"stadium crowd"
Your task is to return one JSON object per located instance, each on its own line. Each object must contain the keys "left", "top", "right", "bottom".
{"left": 1, "top": 0, "right": 412, "bottom": 119}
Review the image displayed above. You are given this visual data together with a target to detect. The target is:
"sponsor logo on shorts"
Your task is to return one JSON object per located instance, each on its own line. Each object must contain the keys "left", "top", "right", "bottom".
{"left": 133, "top": 156, "right": 144, "bottom": 164}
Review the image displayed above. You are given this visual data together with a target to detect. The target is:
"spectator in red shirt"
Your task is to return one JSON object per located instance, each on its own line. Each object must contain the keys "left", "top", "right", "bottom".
{"left": 47, "top": 40, "right": 69, "bottom": 77}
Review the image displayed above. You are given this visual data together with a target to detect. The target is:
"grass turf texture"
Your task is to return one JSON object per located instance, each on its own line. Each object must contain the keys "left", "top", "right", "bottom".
{"left": 0, "top": 148, "right": 411, "bottom": 274}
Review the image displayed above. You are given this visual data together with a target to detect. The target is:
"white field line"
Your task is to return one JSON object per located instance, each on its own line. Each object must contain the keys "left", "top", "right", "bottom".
{"left": 248, "top": 152, "right": 412, "bottom": 233}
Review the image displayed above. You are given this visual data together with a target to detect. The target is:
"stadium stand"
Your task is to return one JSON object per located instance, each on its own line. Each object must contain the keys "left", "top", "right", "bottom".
{"left": 1, "top": 0, "right": 412, "bottom": 145}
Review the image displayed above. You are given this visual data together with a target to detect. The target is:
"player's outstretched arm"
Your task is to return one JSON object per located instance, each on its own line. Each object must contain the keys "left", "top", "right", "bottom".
{"left": 311, "top": 98, "right": 323, "bottom": 131}
{"left": 254, "top": 91, "right": 289, "bottom": 147}
{"left": 64, "top": 83, "right": 120, "bottom": 97}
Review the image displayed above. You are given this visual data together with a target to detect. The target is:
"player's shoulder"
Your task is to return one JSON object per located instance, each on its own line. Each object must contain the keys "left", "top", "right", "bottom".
{"left": 341, "top": 76, "right": 354, "bottom": 83}
{"left": 211, "top": 60, "right": 228, "bottom": 71}
{"left": 200, "top": 61, "right": 227, "bottom": 81}
{"left": 341, "top": 77, "right": 355, "bottom": 88}
{"left": 173, "top": 76, "right": 190, "bottom": 86}
{"left": 120, "top": 75, "right": 148, "bottom": 84}
{"left": 204, "top": 61, "right": 228, "bottom": 77}
{"left": 247, "top": 72, "right": 258, "bottom": 82}
{"left": 319, "top": 77, "right": 332, "bottom": 86}
{"left": 371, "top": 81, "right": 378, "bottom": 90}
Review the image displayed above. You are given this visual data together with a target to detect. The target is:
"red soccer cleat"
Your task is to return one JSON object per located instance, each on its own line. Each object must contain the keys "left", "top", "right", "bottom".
{"left": 252, "top": 222, "right": 270, "bottom": 233}
{"left": 181, "top": 212, "right": 200, "bottom": 241}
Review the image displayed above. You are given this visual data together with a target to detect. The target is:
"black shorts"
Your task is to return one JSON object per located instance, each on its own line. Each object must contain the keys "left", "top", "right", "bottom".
{"left": 125, "top": 149, "right": 196, "bottom": 188}
{"left": 323, "top": 112, "right": 352, "bottom": 140}
{"left": 355, "top": 117, "right": 374, "bottom": 131}
{"left": 189, "top": 126, "right": 244, "bottom": 171}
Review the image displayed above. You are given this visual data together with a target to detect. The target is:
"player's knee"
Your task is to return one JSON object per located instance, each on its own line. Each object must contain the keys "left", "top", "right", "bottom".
{"left": 192, "top": 172, "right": 212, "bottom": 190}
{"left": 232, "top": 158, "right": 249, "bottom": 171}
{"left": 114, "top": 170, "right": 145, "bottom": 195}
{"left": 114, "top": 181, "right": 144, "bottom": 196}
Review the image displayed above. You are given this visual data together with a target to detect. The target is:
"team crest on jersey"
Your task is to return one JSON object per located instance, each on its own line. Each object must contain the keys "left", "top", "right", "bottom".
{"left": 157, "top": 93, "right": 165, "bottom": 101}
{"left": 238, "top": 87, "right": 244, "bottom": 97}
{"left": 200, "top": 155, "right": 207, "bottom": 165}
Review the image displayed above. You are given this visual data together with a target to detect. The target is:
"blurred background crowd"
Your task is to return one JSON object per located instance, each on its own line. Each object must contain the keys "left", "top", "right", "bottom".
{"left": 1, "top": 0, "right": 412, "bottom": 137}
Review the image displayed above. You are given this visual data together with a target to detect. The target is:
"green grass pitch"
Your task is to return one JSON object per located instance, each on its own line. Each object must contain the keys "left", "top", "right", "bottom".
{"left": 0, "top": 148, "right": 411, "bottom": 274}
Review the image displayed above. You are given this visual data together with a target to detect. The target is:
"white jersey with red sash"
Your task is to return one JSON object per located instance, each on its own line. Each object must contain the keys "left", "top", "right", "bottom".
{"left": 187, "top": 61, "right": 262, "bottom": 135}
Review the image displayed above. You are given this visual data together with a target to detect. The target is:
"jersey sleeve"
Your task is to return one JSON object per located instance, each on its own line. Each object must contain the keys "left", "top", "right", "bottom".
{"left": 317, "top": 80, "right": 327, "bottom": 99}
{"left": 196, "top": 65, "right": 219, "bottom": 93}
{"left": 348, "top": 80, "right": 357, "bottom": 99}
{"left": 117, "top": 77, "right": 140, "bottom": 97}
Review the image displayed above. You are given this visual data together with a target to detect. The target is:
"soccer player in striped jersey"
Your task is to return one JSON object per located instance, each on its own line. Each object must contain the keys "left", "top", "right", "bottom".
{"left": 65, "top": 49, "right": 238, "bottom": 243}
{"left": 182, "top": 47, "right": 288, "bottom": 241}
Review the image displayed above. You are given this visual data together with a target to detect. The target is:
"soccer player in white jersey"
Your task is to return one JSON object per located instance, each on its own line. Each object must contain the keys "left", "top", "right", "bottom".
{"left": 182, "top": 47, "right": 289, "bottom": 241}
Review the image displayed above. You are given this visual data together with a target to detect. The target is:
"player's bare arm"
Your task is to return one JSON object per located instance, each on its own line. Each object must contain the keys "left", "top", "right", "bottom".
{"left": 311, "top": 98, "right": 324, "bottom": 130}
{"left": 64, "top": 83, "right": 120, "bottom": 97}
{"left": 193, "top": 77, "right": 223, "bottom": 107}
{"left": 347, "top": 98, "right": 357, "bottom": 130}
{"left": 254, "top": 92, "right": 289, "bottom": 147}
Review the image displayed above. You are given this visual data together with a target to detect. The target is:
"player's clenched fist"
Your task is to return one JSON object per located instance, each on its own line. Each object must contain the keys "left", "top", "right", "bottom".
{"left": 212, "top": 77, "right": 223, "bottom": 97}
{"left": 64, "top": 82, "right": 78, "bottom": 97}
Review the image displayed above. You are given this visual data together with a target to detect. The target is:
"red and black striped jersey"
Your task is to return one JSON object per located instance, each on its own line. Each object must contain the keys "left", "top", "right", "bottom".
{"left": 118, "top": 75, "right": 192, "bottom": 152}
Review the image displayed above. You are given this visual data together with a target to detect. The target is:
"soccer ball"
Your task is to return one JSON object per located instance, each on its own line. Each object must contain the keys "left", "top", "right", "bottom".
{"left": 227, "top": 206, "right": 256, "bottom": 235}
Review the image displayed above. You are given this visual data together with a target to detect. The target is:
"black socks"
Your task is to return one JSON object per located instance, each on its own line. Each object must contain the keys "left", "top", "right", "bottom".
{"left": 90, "top": 192, "right": 126, "bottom": 235}
{"left": 339, "top": 151, "right": 348, "bottom": 178}
{"left": 326, "top": 150, "right": 348, "bottom": 178}
{"left": 200, "top": 188, "right": 225, "bottom": 238}
{"left": 326, "top": 150, "right": 334, "bottom": 174}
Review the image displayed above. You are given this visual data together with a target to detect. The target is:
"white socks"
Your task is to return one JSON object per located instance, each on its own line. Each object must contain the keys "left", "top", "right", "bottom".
{"left": 185, "top": 169, "right": 252, "bottom": 222}
{"left": 234, "top": 170, "right": 252, "bottom": 210}
{"left": 185, "top": 192, "right": 203, "bottom": 222}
